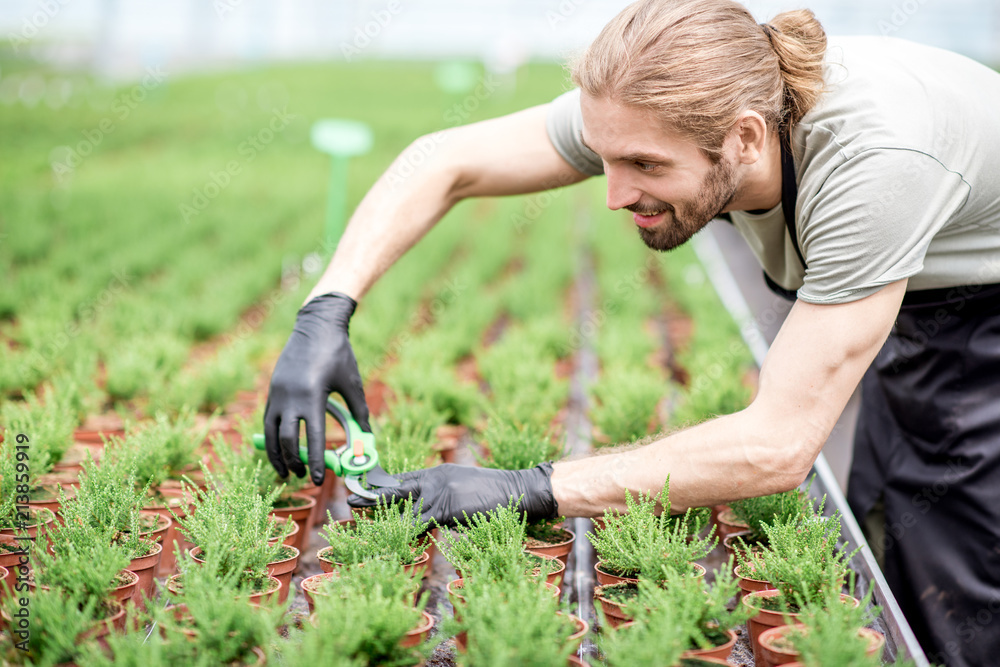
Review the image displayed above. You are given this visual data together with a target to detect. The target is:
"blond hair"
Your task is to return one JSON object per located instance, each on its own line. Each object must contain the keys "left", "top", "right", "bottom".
{"left": 571, "top": 0, "right": 827, "bottom": 160}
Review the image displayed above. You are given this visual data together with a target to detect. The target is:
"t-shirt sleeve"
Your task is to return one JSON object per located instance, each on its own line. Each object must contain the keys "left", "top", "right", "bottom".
{"left": 796, "top": 148, "right": 971, "bottom": 304}
{"left": 545, "top": 88, "right": 605, "bottom": 177}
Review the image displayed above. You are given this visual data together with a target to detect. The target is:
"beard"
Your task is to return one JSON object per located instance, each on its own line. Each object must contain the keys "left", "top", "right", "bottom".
{"left": 629, "top": 157, "right": 740, "bottom": 252}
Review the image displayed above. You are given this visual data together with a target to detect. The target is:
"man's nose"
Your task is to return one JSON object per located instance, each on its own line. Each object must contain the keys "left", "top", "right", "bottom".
{"left": 605, "top": 166, "right": 642, "bottom": 211}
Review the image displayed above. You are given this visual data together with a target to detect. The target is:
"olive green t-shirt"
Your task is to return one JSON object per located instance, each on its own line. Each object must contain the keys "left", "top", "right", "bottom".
{"left": 545, "top": 36, "right": 1000, "bottom": 304}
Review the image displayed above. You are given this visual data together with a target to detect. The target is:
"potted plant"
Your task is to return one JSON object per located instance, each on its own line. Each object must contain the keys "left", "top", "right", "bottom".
{"left": 152, "top": 561, "right": 282, "bottom": 665}
{"left": 209, "top": 437, "right": 316, "bottom": 556}
{"left": 298, "top": 559, "right": 435, "bottom": 665}
{"left": 58, "top": 452, "right": 162, "bottom": 606}
{"left": 31, "top": 518, "right": 134, "bottom": 622}
{"left": 438, "top": 501, "right": 562, "bottom": 586}
{"left": 0, "top": 440, "right": 56, "bottom": 541}
{"left": 443, "top": 571, "right": 584, "bottom": 662}
{"left": 374, "top": 398, "right": 445, "bottom": 474}
{"left": 725, "top": 483, "right": 813, "bottom": 556}
{"left": 758, "top": 587, "right": 886, "bottom": 667}
{"left": 589, "top": 479, "right": 715, "bottom": 585}
{"left": 0, "top": 587, "right": 125, "bottom": 665}
{"left": 740, "top": 509, "right": 860, "bottom": 660}
{"left": 171, "top": 464, "right": 291, "bottom": 603}
{"left": 317, "top": 496, "right": 431, "bottom": 575}
{"left": 589, "top": 364, "right": 664, "bottom": 445}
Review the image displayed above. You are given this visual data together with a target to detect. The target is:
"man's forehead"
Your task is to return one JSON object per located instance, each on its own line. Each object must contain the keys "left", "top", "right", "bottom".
{"left": 578, "top": 93, "right": 684, "bottom": 165}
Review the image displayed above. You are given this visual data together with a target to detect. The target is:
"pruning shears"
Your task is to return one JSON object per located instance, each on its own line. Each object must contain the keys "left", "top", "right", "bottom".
{"left": 252, "top": 398, "right": 399, "bottom": 500}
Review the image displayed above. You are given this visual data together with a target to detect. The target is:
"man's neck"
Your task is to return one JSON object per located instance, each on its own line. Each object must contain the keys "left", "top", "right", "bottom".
{"left": 724, "top": 132, "right": 783, "bottom": 214}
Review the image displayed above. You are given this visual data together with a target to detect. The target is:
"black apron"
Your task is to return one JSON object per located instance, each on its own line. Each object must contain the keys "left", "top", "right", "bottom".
{"left": 757, "top": 135, "right": 1000, "bottom": 666}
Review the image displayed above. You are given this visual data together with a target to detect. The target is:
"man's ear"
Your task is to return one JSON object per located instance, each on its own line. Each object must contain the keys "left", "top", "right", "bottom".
{"left": 732, "top": 110, "right": 769, "bottom": 165}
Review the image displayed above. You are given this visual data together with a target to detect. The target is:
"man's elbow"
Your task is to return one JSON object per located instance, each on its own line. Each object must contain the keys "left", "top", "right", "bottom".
{"left": 745, "top": 405, "right": 829, "bottom": 495}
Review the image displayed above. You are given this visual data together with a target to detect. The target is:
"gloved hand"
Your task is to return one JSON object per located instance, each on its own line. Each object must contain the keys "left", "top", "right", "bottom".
{"left": 264, "top": 291, "right": 370, "bottom": 486}
{"left": 347, "top": 462, "right": 558, "bottom": 527}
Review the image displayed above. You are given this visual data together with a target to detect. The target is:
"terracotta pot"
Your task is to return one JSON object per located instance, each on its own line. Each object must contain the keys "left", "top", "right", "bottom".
{"left": 743, "top": 590, "right": 859, "bottom": 667}
{"left": 558, "top": 612, "right": 589, "bottom": 651}
{"left": 450, "top": 579, "right": 561, "bottom": 653}
{"left": 715, "top": 507, "right": 749, "bottom": 542}
{"left": 683, "top": 627, "right": 738, "bottom": 661}
{"left": 84, "top": 599, "right": 128, "bottom": 637}
{"left": 595, "top": 583, "right": 635, "bottom": 628}
{"left": 26, "top": 484, "right": 74, "bottom": 523}
{"left": 128, "top": 540, "right": 163, "bottom": 609}
{"left": 300, "top": 572, "right": 338, "bottom": 614}
{"left": 735, "top": 564, "right": 775, "bottom": 601}
{"left": 525, "top": 529, "right": 575, "bottom": 566}
{"left": 297, "top": 480, "right": 323, "bottom": 528}
{"left": 399, "top": 610, "right": 435, "bottom": 649}
{"left": 567, "top": 656, "right": 588, "bottom": 666}
{"left": 757, "top": 624, "right": 885, "bottom": 666}
{"left": 0, "top": 536, "right": 28, "bottom": 597}
{"left": 0, "top": 507, "right": 55, "bottom": 542}
{"left": 317, "top": 546, "right": 430, "bottom": 579}
{"left": 270, "top": 493, "right": 316, "bottom": 557}
{"left": 724, "top": 531, "right": 767, "bottom": 565}
{"left": 138, "top": 512, "right": 173, "bottom": 578}
{"left": 166, "top": 573, "right": 280, "bottom": 606}
{"left": 315, "top": 468, "right": 339, "bottom": 528}
{"left": 143, "top": 488, "right": 190, "bottom": 576}
{"left": 52, "top": 443, "right": 94, "bottom": 474}
{"left": 111, "top": 569, "right": 139, "bottom": 604}
{"left": 534, "top": 553, "right": 566, "bottom": 587}
{"left": 434, "top": 424, "right": 466, "bottom": 463}
{"left": 594, "top": 561, "right": 639, "bottom": 587}
{"left": 266, "top": 545, "right": 300, "bottom": 603}
{"left": 268, "top": 516, "right": 300, "bottom": 548}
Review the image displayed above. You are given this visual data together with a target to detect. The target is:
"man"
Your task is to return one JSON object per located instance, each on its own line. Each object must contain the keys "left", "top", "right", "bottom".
{"left": 264, "top": 1, "right": 1000, "bottom": 663}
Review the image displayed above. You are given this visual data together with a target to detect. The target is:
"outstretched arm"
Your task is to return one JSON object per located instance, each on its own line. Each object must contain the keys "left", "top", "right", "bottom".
{"left": 354, "top": 279, "right": 906, "bottom": 522}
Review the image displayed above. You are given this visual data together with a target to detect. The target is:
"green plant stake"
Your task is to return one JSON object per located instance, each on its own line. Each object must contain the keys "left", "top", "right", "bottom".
{"left": 310, "top": 119, "right": 373, "bottom": 249}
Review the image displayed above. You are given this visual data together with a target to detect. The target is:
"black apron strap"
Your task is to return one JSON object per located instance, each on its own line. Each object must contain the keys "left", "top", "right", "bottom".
{"left": 762, "top": 132, "right": 804, "bottom": 301}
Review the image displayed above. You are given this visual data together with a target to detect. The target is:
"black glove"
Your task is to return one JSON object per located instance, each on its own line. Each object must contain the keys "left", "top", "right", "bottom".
{"left": 264, "top": 292, "right": 370, "bottom": 486}
{"left": 347, "top": 462, "right": 558, "bottom": 528}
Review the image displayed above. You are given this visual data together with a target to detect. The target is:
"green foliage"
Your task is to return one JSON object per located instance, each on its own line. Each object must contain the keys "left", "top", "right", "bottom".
{"left": 209, "top": 436, "right": 307, "bottom": 499}
{"left": 0, "top": 439, "right": 22, "bottom": 530}
{"left": 103, "top": 332, "right": 188, "bottom": 402}
{"left": 48, "top": 351, "right": 105, "bottom": 424}
{"left": 589, "top": 364, "right": 664, "bottom": 444}
{"left": 598, "top": 589, "right": 687, "bottom": 667}
{"left": 106, "top": 408, "right": 209, "bottom": 487}
{"left": 386, "top": 360, "right": 483, "bottom": 426}
{"left": 438, "top": 501, "right": 555, "bottom": 582}
{"left": 34, "top": 520, "right": 131, "bottom": 606}
{"left": 588, "top": 479, "right": 716, "bottom": 581}
{"left": 373, "top": 398, "right": 444, "bottom": 475}
{"left": 622, "top": 568, "right": 752, "bottom": 652}
{"left": 524, "top": 516, "right": 569, "bottom": 545}
{"left": 443, "top": 574, "right": 578, "bottom": 666}
{"left": 791, "top": 587, "right": 883, "bottom": 667}
{"left": 319, "top": 496, "right": 429, "bottom": 566}
{"left": 729, "top": 481, "right": 813, "bottom": 542}
{"left": 60, "top": 451, "right": 153, "bottom": 559}
{"left": 173, "top": 464, "right": 284, "bottom": 587}
{"left": 476, "top": 416, "right": 563, "bottom": 471}
{"left": 477, "top": 327, "right": 569, "bottom": 429}
{"left": 155, "top": 561, "right": 284, "bottom": 665}
{"left": 745, "top": 508, "right": 860, "bottom": 610}
{"left": 0, "top": 587, "right": 106, "bottom": 667}
{"left": 1, "top": 387, "right": 75, "bottom": 470}
{"left": 293, "top": 561, "right": 430, "bottom": 667}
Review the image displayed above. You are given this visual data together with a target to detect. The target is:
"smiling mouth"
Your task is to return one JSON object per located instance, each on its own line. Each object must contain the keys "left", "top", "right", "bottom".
{"left": 632, "top": 209, "right": 667, "bottom": 228}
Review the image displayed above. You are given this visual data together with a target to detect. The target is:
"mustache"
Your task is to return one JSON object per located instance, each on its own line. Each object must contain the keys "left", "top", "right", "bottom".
{"left": 625, "top": 201, "right": 673, "bottom": 216}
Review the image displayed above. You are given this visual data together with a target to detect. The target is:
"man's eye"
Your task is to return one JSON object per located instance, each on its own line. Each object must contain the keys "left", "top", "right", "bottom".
{"left": 635, "top": 162, "right": 655, "bottom": 172}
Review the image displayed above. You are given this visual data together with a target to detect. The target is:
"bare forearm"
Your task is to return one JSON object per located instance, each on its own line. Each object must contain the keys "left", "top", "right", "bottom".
{"left": 551, "top": 406, "right": 819, "bottom": 517}
{"left": 305, "top": 133, "right": 463, "bottom": 303}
